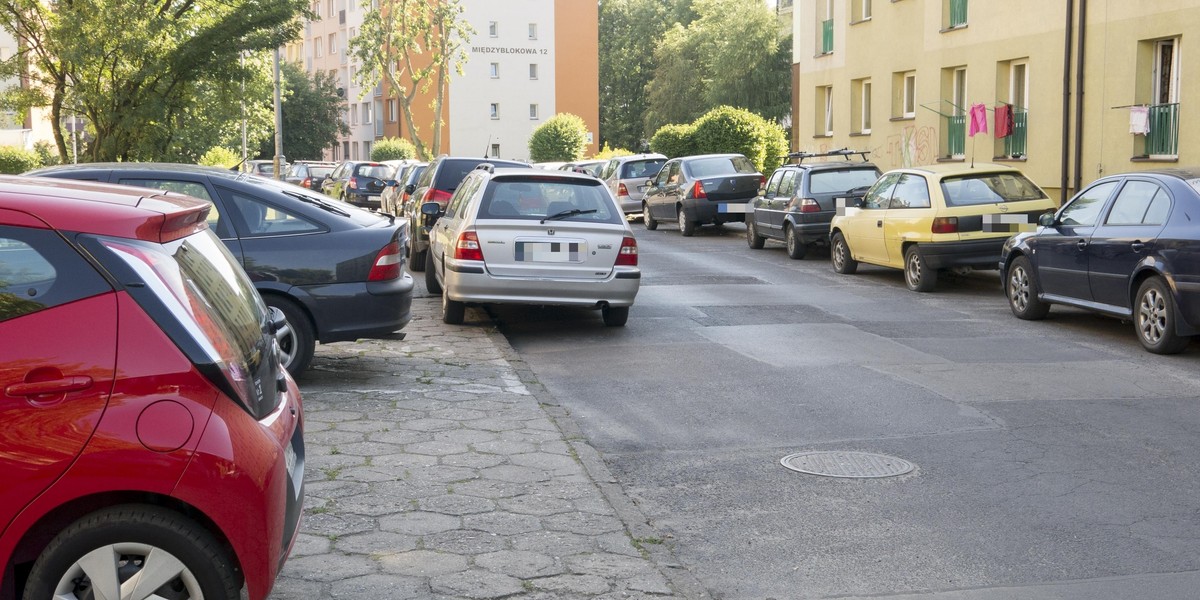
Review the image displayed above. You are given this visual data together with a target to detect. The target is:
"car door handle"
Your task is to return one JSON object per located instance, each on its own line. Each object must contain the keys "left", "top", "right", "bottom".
{"left": 876, "top": 220, "right": 883, "bottom": 228}
{"left": 1131, "top": 241, "right": 1146, "bottom": 252}
{"left": 1077, "top": 240, "right": 1088, "bottom": 250}
{"left": 6, "top": 376, "right": 93, "bottom": 398}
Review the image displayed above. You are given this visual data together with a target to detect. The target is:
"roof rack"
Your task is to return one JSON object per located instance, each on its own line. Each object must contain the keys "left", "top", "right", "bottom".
{"left": 783, "top": 148, "right": 871, "bottom": 164}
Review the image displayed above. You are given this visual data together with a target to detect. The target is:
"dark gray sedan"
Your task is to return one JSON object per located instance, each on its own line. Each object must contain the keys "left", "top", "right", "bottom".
{"left": 642, "top": 154, "right": 763, "bottom": 236}
{"left": 26, "top": 163, "right": 415, "bottom": 375}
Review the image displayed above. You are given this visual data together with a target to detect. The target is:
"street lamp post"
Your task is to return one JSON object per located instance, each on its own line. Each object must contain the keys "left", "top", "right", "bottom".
{"left": 273, "top": 47, "right": 284, "bottom": 180}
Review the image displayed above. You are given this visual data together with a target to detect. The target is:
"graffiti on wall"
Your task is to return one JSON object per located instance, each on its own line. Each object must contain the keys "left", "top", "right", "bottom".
{"left": 883, "top": 125, "right": 936, "bottom": 169}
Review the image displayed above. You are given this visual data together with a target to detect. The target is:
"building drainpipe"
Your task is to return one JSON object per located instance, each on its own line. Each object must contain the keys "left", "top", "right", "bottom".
{"left": 1072, "top": 0, "right": 1088, "bottom": 193}
{"left": 1061, "top": 0, "right": 1075, "bottom": 201}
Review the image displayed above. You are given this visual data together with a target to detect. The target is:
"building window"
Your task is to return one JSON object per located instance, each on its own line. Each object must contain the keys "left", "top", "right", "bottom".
{"left": 328, "top": 33, "right": 336, "bottom": 55}
{"left": 938, "top": 66, "right": 968, "bottom": 159}
{"left": 387, "top": 99, "right": 396, "bottom": 122}
{"left": 491, "top": 143, "right": 501, "bottom": 158}
{"left": 351, "top": 104, "right": 359, "bottom": 126}
{"left": 490, "top": 63, "right": 499, "bottom": 78}
{"left": 529, "top": 64, "right": 538, "bottom": 80}
{"left": 530, "top": 104, "right": 539, "bottom": 120}
{"left": 1142, "top": 37, "right": 1180, "bottom": 158}
{"left": 314, "top": 38, "right": 323, "bottom": 58}
{"left": 528, "top": 23, "right": 538, "bottom": 40}
{"left": 363, "top": 141, "right": 371, "bottom": 158}
{"left": 852, "top": 0, "right": 871, "bottom": 23}
{"left": 996, "top": 60, "right": 1029, "bottom": 159}
{"left": 944, "top": 0, "right": 968, "bottom": 30}
{"left": 362, "top": 101, "right": 372, "bottom": 125}
{"left": 490, "top": 103, "right": 499, "bottom": 119}
{"left": 351, "top": 142, "right": 358, "bottom": 160}
{"left": 893, "top": 71, "right": 916, "bottom": 118}
{"left": 343, "top": 141, "right": 350, "bottom": 160}
{"left": 489, "top": 21, "right": 498, "bottom": 37}
{"left": 852, "top": 78, "right": 872, "bottom": 134}
{"left": 814, "top": 85, "right": 833, "bottom": 136}
{"left": 326, "top": 0, "right": 333, "bottom": 17}
{"left": 816, "top": 0, "right": 833, "bottom": 54}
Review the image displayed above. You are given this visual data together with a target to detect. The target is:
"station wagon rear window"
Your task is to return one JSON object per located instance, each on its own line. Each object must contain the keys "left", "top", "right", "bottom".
{"left": 810, "top": 169, "right": 882, "bottom": 194}
{"left": 940, "top": 172, "right": 1048, "bottom": 207}
{"left": 478, "top": 177, "right": 622, "bottom": 224}
{"left": 618, "top": 159, "right": 666, "bottom": 180}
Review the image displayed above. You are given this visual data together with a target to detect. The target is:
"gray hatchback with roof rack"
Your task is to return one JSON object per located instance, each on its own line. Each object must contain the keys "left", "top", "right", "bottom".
{"left": 746, "top": 149, "right": 882, "bottom": 259}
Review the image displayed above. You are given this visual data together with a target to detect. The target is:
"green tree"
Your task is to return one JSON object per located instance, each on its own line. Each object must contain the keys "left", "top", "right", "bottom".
{"left": 257, "top": 62, "right": 348, "bottom": 161}
{"left": 349, "top": 0, "right": 473, "bottom": 161}
{"left": 372, "top": 137, "right": 417, "bottom": 161}
{"left": 598, "top": 0, "right": 694, "bottom": 152}
{"left": 199, "top": 147, "right": 241, "bottom": 168}
{"left": 528, "top": 113, "right": 588, "bottom": 162}
{"left": 0, "top": 0, "right": 308, "bottom": 162}
{"left": 648, "top": 123, "right": 697, "bottom": 158}
{"left": 642, "top": 0, "right": 790, "bottom": 134}
{"left": 0, "top": 145, "right": 39, "bottom": 173}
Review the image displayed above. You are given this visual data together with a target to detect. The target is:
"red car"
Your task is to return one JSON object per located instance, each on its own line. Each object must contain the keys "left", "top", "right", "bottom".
{"left": 0, "top": 177, "right": 304, "bottom": 600}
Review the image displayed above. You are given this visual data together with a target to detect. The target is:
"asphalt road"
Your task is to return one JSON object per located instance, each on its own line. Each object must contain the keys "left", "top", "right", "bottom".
{"left": 486, "top": 220, "right": 1200, "bottom": 599}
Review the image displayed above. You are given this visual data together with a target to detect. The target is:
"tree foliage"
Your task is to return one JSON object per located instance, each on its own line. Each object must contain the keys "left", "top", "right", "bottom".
{"left": 0, "top": 0, "right": 310, "bottom": 162}
{"left": 0, "top": 145, "right": 40, "bottom": 173}
{"left": 349, "top": 0, "right": 473, "bottom": 161}
{"left": 597, "top": 0, "right": 694, "bottom": 152}
{"left": 199, "top": 147, "right": 241, "bottom": 168}
{"left": 648, "top": 123, "right": 697, "bottom": 159}
{"left": 257, "top": 62, "right": 348, "bottom": 161}
{"left": 528, "top": 113, "right": 589, "bottom": 163}
{"left": 372, "top": 137, "right": 417, "bottom": 161}
{"left": 639, "top": 0, "right": 790, "bottom": 136}
{"left": 650, "top": 106, "right": 788, "bottom": 174}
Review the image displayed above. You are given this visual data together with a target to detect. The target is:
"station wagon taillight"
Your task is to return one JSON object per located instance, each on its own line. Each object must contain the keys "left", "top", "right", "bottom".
{"left": 454, "top": 231, "right": 484, "bottom": 261}
{"left": 615, "top": 237, "right": 638, "bottom": 266}
{"left": 368, "top": 241, "right": 403, "bottom": 281}
{"left": 691, "top": 181, "right": 707, "bottom": 199}
{"left": 617, "top": 183, "right": 630, "bottom": 198}
{"left": 932, "top": 217, "right": 959, "bottom": 234}
{"left": 798, "top": 198, "right": 820, "bottom": 213}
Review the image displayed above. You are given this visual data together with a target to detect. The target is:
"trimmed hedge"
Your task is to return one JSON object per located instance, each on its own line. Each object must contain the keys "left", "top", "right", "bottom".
{"left": 528, "top": 113, "right": 588, "bottom": 162}
{"left": 649, "top": 106, "right": 789, "bottom": 174}
{"left": 0, "top": 146, "right": 43, "bottom": 174}
{"left": 198, "top": 147, "right": 241, "bottom": 169}
{"left": 372, "top": 137, "right": 417, "bottom": 161}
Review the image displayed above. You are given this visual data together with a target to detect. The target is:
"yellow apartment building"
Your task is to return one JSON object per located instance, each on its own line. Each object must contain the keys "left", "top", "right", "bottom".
{"left": 792, "top": 0, "right": 1198, "bottom": 202}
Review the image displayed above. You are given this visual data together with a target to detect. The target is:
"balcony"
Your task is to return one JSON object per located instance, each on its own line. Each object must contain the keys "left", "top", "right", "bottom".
{"left": 1146, "top": 103, "right": 1179, "bottom": 157}
{"left": 1003, "top": 108, "right": 1028, "bottom": 158}
{"left": 821, "top": 19, "right": 833, "bottom": 54}
{"left": 945, "top": 114, "right": 965, "bottom": 158}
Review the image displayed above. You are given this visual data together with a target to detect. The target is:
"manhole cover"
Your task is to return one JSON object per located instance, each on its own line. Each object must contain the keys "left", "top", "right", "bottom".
{"left": 780, "top": 451, "right": 915, "bottom": 478}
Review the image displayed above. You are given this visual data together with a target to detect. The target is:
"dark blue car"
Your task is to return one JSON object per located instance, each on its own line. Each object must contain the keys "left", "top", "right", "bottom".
{"left": 1000, "top": 169, "right": 1200, "bottom": 354}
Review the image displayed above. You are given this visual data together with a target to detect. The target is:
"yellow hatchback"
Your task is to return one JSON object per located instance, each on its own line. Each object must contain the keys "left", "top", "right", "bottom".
{"left": 829, "top": 163, "right": 1056, "bottom": 292}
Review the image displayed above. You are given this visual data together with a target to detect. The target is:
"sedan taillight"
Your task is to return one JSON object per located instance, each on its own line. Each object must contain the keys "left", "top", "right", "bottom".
{"left": 367, "top": 241, "right": 403, "bottom": 281}
{"left": 615, "top": 236, "right": 638, "bottom": 266}
{"left": 932, "top": 217, "right": 959, "bottom": 234}
{"left": 454, "top": 231, "right": 484, "bottom": 261}
{"left": 691, "top": 181, "right": 707, "bottom": 199}
{"left": 301, "top": 177, "right": 312, "bottom": 188}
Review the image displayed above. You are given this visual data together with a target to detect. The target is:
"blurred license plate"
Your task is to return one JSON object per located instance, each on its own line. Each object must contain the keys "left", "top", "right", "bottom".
{"left": 515, "top": 241, "right": 584, "bottom": 263}
{"left": 637, "top": 186, "right": 647, "bottom": 193}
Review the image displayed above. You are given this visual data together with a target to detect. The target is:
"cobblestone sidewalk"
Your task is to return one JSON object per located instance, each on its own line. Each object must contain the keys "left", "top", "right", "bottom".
{"left": 270, "top": 297, "right": 702, "bottom": 599}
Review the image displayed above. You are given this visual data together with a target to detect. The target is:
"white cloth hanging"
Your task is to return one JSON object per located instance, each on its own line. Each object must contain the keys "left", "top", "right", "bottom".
{"left": 1129, "top": 106, "right": 1150, "bottom": 135}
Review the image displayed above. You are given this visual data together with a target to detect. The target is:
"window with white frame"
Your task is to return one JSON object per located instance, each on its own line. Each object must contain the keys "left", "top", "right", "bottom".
{"left": 491, "top": 143, "right": 501, "bottom": 158}
{"left": 528, "top": 23, "right": 538, "bottom": 40}
{"left": 328, "top": 33, "right": 336, "bottom": 55}
{"left": 851, "top": 78, "right": 872, "bottom": 134}
{"left": 902, "top": 71, "right": 916, "bottom": 118}
{"left": 314, "top": 38, "right": 323, "bottom": 58}
{"left": 326, "top": 0, "right": 333, "bottom": 17}
{"left": 852, "top": 0, "right": 872, "bottom": 22}
{"left": 814, "top": 85, "right": 833, "bottom": 136}
{"left": 490, "top": 63, "right": 499, "bottom": 78}
{"left": 362, "top": 102, "right": 372, "bottom": 125}
{"left": 488, "top": 21, "right": 497, "bottom": 37}
{"left": 351, "top": 104, "right": 359, "bottom": 125}
{"left": 530, "top": 104, "right": 539, "bottom": 119}
{"left": 529, "top": 64, "right": 538, "bottom": 80}
{"left": 387, "top": 99, "right": 396, "bottom": 122}
{"left": 489, "top": 103, "right": 499, "bottom": 119}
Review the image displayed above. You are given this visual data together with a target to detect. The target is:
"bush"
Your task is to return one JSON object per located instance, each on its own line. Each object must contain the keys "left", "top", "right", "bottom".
{"left": 372, "top": 137, "right": 416, "bottom": 161}
{"left": 649, "top": 123, "right": 697, "bottom": 158}
{"left": 593, "top": 143, "right": 631, "bottom": 161}
{"left": 0, "top": 146, "right": 43, "bottom": 174}
{"left": 528, "top": 113, "right": 588, "bottom": 162}
{"left": 691, "top": 106, "right": 788, "bottom": 174}
{"left": 198, "top": 147, "right": 241, "bottom": 169}
{"left": 33, "top": 141, "right": 60, "bottom": 167}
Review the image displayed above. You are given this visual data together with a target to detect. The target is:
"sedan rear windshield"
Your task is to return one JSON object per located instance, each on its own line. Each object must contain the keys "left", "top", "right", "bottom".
{"left": 478, "top": 177, "right": 623, "bottom": 224}
{"left": 618, "top": 159, "right": 666, "bottom": 180}
{"left": 686, "top": 156, "right": 757, "bottom": 178}
{"left": 354, "top": 164, "right": 392, "bottom": 179}
{"left": 940, "top": 172, "right": 1048, "bottom": 206}
{"left": 309, "top": 167, "right": 334, "bottom": 179}
{"left": 810, "top": 169, "right": 882, "bottom": 194}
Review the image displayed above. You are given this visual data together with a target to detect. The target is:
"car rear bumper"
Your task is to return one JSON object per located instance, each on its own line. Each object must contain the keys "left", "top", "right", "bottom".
{"left": 301, "top": 274, "right": 415, "bottom": 343}
{"left": 788, "top": 215, "right": 835, "bottom": 245}
{"left": 346, "top": 193, "right": 382, "bottom": 209}
{"left": 919, "top": 238, "right": 1006, "bottom": 270}
{"left": 683, "top": 198, "right": 752, "bottom": 223}
{"left": 445, "top": 266, "right": 640, "bottom": 308}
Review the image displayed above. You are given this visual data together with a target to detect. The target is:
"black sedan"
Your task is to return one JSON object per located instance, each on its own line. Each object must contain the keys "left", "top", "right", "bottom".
{"left": 321, "top": 160, "right": 393, "bottom": 209}
{"left": 26, "top": 163, "right": 415, "bottom": 374}
{"left": 1000, "top": 169, "right": 1200, "bottom": 354}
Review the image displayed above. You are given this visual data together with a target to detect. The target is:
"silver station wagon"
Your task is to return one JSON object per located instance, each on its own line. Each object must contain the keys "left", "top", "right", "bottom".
{"left": 421, "top": 164, "right": 641, "bottom": 326}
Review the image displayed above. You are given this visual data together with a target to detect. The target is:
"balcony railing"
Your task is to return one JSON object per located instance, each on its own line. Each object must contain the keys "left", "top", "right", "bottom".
{"left": 946, "top": 114, "right": 965, "bottom": 157}
{"left": 1004, "top": 108, "right": 1028, "bottom": 157}
{"left": 1146, "top": 103, "right": 1179, "bottom": 157}
{"left": 821, "top": 19, "right": 833, "bottom": 54}
{"left": 948, "top": 0, "right": 968, "bottom": 28}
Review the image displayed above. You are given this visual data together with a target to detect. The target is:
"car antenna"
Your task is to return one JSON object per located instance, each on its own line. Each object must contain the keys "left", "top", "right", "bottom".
{"left": 483, "top": 134, "right": 492, "bottom": 159}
